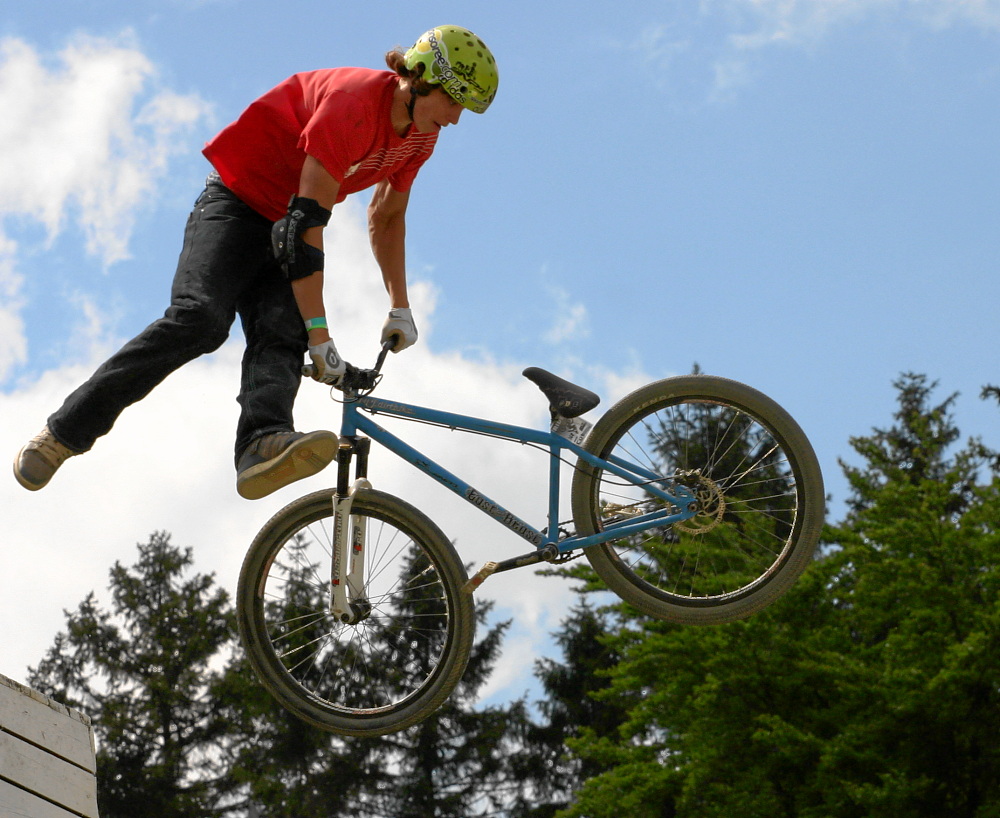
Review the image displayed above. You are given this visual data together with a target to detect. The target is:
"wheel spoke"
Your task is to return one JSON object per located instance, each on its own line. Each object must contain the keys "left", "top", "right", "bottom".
{"left": 238, "top": 490, "right": 474, "bottom": 736}
{"left": 573, "top": 376, "right": 823, "bottom": 624}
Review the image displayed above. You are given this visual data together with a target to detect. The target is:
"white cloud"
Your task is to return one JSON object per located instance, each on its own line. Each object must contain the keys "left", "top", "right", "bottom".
{"left": 0, "top": 33, "right": 211, "bottom": 382}
{"left": 0, "top": 236, "right": 26, "bottom": 379}
{"left": 626, "top": 0, "right": 1000, "bottom": 96}
{"left": 723, "top": 0, "right": 1000, "bottom": 50}
{"left": 543, "top": 282, "right": 590, "bottom": 345}
{"left": 0, "top": 33, "right": 211, "bottom": 262}
{"left": 0, "top": 33, "right": 650, "bottom": 708}
{"left": 1, "top": 198, "right": 646, "bottom": 705}
{"left": 631, "top": 23, "right": 693, "bottom": 69}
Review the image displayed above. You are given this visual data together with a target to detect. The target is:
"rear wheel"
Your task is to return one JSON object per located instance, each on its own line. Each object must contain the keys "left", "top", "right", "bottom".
{"left": 237, "top": 488, "right": 475, "bottom": 736}
{"left": 571, "top": 375, "right": 824, "bottom": 624}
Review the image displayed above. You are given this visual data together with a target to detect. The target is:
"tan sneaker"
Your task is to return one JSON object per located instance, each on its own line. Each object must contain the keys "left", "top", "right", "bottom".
{"left": 236, "top": 430, "right": 339, "bottom": 500}
{"left": 14, "top": 427, "right": 80, "bottom": 491}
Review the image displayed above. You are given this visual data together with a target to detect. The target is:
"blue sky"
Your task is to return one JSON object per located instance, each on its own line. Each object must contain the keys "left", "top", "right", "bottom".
{"left": 2, "top": 1, "right": 999, "bottom": 701}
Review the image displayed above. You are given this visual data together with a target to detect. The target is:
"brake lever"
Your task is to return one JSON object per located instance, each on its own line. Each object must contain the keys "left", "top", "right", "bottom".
{"left": 301, "top": 338, "right": 396, "bottom": 390}
{"left": 352, "top": 338, "right": 396, "bottom": 392}
{"left": 375, "top": 336, "right": 398, "bottom": 371}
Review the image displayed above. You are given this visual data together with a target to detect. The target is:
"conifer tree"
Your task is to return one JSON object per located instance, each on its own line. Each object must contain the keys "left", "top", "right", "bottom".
{"left": 29, "top": 532, "right": 239, "bottom": 817}
{"left": 220, "top": 544, "right": 531, "bottom": 817}
{"left": 508, "top": 600, "right": 629, "bottom": 818}
{"left": 31, "top": 533, "right": 536, "bottom": 817}
{"left": 557, "top": 374, "right": 1000, "bottom": 818}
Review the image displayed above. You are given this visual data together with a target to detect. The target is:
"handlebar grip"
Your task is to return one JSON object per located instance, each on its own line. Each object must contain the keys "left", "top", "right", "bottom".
{"left": 302, "top": 341, "right": 391, "bottom": 387}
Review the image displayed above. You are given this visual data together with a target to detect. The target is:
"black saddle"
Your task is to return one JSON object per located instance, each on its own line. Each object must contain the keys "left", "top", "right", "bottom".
{"left": 523, "top": 367, "right": 600, "bottom": 419}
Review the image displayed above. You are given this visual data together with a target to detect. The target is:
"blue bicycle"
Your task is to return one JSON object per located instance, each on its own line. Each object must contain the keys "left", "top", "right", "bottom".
{"left": 237, "top": 347, "right": 824, "bottom": 737}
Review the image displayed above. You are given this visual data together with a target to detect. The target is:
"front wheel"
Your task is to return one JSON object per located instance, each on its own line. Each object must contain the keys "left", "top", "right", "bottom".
{"left": 237, "top": 488, "right": 475, "bottom": 737}
{"left": 571, "top": 375, "right": 824, "bottom": 625}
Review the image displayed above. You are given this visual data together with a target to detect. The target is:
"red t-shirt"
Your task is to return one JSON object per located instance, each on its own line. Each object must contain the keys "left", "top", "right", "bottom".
{"left": 203, "top": 68, "right": 438, "bottom": 221}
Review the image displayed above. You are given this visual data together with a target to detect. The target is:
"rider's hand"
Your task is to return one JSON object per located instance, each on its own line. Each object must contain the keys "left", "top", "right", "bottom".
{"left": 308, "top": 340, "right": 349, "bottom": 385}
{"left": 381, "top": 308, "right": 417, "bottom": 352}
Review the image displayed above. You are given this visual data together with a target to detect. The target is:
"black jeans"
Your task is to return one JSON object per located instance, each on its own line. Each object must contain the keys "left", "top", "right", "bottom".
{"left": 48, "top": 176, "right": 307, "bottom": 466}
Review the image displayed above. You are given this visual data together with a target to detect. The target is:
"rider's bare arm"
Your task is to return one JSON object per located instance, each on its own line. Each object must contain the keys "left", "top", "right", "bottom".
{"left": 292, "top": 154, "right": 341, "bottom": 347}
{"left": 367, "top": 180, "right": 410, "bottom": 310}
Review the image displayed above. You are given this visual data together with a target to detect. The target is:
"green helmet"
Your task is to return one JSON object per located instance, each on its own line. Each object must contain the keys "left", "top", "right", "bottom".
{"left": 404, "top": 26, "right": 499, "bottom": 114}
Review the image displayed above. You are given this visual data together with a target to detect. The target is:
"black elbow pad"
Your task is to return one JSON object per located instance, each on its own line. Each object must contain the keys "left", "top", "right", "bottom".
{"left": 272, "top": 196, "right": 332, "bottom": 280}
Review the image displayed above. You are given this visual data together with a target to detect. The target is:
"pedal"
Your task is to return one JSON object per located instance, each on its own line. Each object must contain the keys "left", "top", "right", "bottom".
{"left": 462, "top": 561, "right": 499, "bottom": 595}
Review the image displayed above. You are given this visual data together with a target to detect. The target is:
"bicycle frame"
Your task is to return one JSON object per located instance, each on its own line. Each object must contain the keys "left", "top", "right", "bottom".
{"left": 326, "top": 387, "right": 699, "bottom": 620}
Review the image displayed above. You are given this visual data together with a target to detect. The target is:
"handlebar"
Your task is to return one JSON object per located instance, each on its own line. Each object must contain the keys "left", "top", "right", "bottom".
{"left": 301, "top": 338, "right": 396, "bottom": 394}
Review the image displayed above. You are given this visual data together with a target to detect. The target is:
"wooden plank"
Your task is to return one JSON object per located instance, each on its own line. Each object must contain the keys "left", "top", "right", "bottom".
{"left": 0, "top": 674, "right": 95, "bottom": 773}
{"left": 0, "top": 730, "right": 99, "bottom": 818}
{"left": 0, "top": 779, "right": 81, "bottom": 818}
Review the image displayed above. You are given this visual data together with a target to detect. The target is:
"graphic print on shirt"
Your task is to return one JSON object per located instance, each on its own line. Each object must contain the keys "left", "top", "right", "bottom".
{"left": 344, "top": 133, "right": 437, "bottom": 180}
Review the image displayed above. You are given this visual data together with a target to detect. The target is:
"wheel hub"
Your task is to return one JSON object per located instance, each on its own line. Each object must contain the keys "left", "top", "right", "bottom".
{"left": 336, "top": 597, "right": 373, "bottom": 625}
{"left": 674, "top": 470, "right": 725, "bottom": 534}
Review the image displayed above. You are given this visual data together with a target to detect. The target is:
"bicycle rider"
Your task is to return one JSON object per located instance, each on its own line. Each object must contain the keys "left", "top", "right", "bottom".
{"left": 13, "top": 26, "right": 499, "bottom": 501}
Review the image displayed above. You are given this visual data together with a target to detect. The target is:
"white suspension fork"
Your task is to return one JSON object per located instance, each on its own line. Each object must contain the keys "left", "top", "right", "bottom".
{"left": 330, "top": 478, "right": 372, "bottom": 622}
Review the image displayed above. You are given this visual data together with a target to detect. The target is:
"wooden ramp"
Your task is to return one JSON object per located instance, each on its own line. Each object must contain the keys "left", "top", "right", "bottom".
{"left": 0, "top": 673, "right": 99, "bottom": 818}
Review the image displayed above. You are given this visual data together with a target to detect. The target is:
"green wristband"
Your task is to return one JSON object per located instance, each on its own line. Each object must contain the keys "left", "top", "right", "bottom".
{"left": 304, "top": 317, "right": 328, "bottom": 332}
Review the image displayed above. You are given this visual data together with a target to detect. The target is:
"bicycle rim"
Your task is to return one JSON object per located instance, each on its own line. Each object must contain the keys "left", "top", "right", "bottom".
{"left": 572, "top": 375, "right": 824, "bottom": 624}
{"left": 237, "top": 488, "right": 474, "bottom": 736}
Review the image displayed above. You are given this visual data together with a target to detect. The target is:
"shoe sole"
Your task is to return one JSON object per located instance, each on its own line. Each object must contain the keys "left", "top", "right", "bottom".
{"left": 13, "top": 446, "right": 49, "bottom": 491}
{"left": 237, "top": 432, "right": 339, "bottom": 500}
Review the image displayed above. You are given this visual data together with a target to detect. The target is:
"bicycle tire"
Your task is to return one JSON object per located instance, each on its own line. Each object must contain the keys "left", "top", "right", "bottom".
{"left": 237, "top": 487, "right": 475, "bottom": 737}
{"left": 571, "top": 375, "right": 824, "bottom": 625}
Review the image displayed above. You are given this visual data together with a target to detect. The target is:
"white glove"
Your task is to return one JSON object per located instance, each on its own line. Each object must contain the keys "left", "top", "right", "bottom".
{"left": 308, "top": 340, "right": 348, "bottom": 385}
{"left": 381, "top": 308, "right": 418, "bottom": 352}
